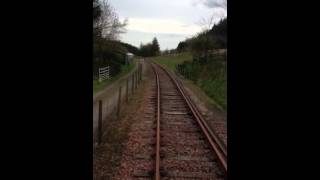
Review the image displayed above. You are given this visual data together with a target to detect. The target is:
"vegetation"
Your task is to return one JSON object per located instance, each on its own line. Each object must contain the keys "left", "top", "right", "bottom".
{"left": 93, "top": 0, "right": 138, "bottom": 81}
{"left": 177, "top": 17, "right": 227, "bottom": 56}
{"left": 152, "top": 52, "right": 192, "bottom": 71}
{"left": 139, "top": 37, "right": 160, "bottom": 57}
{"left": 180, "top": 55, "right": 227, "bottom": 110}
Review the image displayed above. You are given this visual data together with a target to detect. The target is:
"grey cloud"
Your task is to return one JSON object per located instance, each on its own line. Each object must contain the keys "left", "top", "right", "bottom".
{"left": 205, "top": 0, "right": 227, "bottom": 8}
{"left": 193, "top": 0, "right": 227, "bottom": 9}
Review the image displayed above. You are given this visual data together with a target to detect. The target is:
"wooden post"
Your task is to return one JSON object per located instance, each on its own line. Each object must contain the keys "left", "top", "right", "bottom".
{"left": 117, "top": 86, "right": 122, "bottom": 118}
{"left": 140, "top": 64, "right": 142, "bottom": 81}
{"left": 126, "top": 78, "right": 129, "bottom": 103}
{"left": 135, "top": 71, "right": 138, "bottom": 88}
{"left": 132, "top": 73, "right": 134, "bottom": 95}
{"left": 137, "top": 69, "right": 139, "bottom": 85}
{"left": 98, "top": 100, "right": 102, "bottom": 145}
{"left": 137, "top": 66, "right": 139, "bottom": 84}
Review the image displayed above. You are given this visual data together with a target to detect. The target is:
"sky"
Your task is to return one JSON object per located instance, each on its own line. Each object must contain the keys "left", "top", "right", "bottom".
{"left": 109, "top": 0, "right": 227, "bottom": 50}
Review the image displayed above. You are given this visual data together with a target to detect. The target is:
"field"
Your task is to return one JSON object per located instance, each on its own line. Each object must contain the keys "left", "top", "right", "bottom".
{"left": 152, "top": 52, "right": 193, "bottom": 71}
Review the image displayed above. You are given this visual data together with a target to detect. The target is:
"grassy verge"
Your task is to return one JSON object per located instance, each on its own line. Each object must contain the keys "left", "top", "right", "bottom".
{"left": 184, "top": 79, "right": 225, "bottom": 111}
{"left": 198, "top": 78, "right": 227, "bottom": 111}
{"left": 93, "top": 59, "right": 137, "bottom": 94}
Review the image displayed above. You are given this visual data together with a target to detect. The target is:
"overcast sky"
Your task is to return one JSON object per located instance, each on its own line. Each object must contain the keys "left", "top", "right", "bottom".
{"left": 109, "top": 0, "right": 227, "bottom": 50}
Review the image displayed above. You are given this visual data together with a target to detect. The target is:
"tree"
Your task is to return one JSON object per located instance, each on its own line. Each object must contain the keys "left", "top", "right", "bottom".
{"left": 177, "top": 41, "right": 188, "bottom": 53}
{"left": 93, "top": 0, "right": 101, "bottom": 23}
{"left": 138, "top": 37, "right": 160, "bottom": 57}
{"left": 151, "top": 37, "right": 160, "bottom": 56}
{"left": 197, "top": 14, "right": 217, "bottom": 61}
{"left": 95, "top": 0, "right": 127, "bottom": 40}
{"left": 93, "top": 0, "right": 130, "bottom": 79}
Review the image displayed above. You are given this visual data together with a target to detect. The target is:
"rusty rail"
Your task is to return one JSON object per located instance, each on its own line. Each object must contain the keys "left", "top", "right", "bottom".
{"left": 150, "top": 63, "right": 161, "bottom": 180}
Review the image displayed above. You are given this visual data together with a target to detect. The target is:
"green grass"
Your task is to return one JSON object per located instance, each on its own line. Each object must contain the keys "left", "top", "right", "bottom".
{"left": 199, "top": 79, "right": 227, "bottom": 111}
{"left": 195, "top": 58, "right": 227, "bottom": 111}
{"left": 152, "top": 52, "right": 192, "bottom": 71}
{"left": 93, "top": 60, "right": 137, "bottom": 94}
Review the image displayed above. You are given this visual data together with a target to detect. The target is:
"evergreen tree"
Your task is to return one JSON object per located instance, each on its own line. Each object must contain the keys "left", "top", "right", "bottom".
{"left": 151, "top": 37, "right": 160, "bottom": 56}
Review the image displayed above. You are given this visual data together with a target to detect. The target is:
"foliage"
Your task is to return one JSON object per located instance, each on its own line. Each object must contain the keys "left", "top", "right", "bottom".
{"left": 176, "top": 17, "right": 227, "bottom": 54}
{"left": 179, "top": 54, "right": 227, "bottom": 110}
{"left": 139, "top": 37, "right": 160, "bottom": 57}
{"left": 119, "top": 42, "right": 140, "bottom": 55}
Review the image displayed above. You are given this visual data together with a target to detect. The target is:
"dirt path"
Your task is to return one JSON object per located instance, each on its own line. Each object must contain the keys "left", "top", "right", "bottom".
{"left": 113, "top": 62, "right": 156, "bottom": 179}
{"left": 93, "top": 62, "right": 153, "bottom": 180}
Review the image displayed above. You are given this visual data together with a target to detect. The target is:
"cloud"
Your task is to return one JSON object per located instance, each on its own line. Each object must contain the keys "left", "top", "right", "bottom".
{"left": 192, "top": 0, "right": 227, "bottom": 9}
{"left": 123, "top": 18, "right": 202, "bottom": 35}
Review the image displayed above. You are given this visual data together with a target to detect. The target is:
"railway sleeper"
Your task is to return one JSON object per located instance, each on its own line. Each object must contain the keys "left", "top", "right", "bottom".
{"left": 161, "top": 171, "right": 216, "bottom": 179}
{"left": 133, "top": 170, "right": 153, "bottom": 178}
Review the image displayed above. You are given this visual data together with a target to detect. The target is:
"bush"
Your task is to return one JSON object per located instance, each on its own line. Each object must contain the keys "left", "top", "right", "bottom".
{"left": 178, "top": 55, "right": 227, "bottom": 110}
{"left": 93, "top": 40, "right": 127, "bottom": 79}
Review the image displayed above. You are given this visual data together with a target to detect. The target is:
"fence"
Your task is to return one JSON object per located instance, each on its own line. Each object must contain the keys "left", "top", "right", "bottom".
{"left": 99, "top": 66, "right": 110, "bottom": 82}
{"left": 93, "top": 61, "right": 144, "bottom": 145}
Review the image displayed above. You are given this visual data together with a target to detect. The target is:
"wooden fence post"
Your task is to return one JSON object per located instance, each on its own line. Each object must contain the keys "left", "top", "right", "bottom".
{"left": 135, "top": 71, "right": 138, "bottom": 88}
{"left": 126, "top": 78, "right": 129, "bottom": 103}
{"left": 132, "top": 73, "right": 134, "bottom": 95}
{"left": 117, "top": 86, "right": 122, "bottom": 118}
{"left": 140, "top": 64, "right": 142, "bottom": 81}
{"left": 98, "top": 100, "right": 103, "bottom": 145}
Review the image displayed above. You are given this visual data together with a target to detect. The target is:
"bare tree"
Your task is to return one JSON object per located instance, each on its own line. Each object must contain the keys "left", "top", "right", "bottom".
{"left": 196, "top": 13, "right": 217, "bottom": 61}
{"left": 198, "top": 14, "right": 216, "bottom": 32}
{"left": 95, "top": 0, "right": 128, "bottom": 40}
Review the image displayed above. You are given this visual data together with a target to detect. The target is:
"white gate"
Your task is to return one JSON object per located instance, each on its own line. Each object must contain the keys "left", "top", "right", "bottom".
{"left": 99, "top": 66, "right": 110, "bottom": 82}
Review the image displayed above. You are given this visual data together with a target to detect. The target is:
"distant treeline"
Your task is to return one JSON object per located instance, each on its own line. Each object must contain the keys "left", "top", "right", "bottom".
{"left": 118, "top": 38, "right": 160, "bottom": 57}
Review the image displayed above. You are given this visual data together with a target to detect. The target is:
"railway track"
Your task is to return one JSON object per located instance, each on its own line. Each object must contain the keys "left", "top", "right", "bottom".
{"left": 128, "top": 61, "right": 227, "bottom": 180}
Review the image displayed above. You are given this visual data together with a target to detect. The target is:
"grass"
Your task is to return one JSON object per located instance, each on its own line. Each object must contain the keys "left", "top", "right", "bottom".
{"left": 184, "top": 79, "right": 225, "bottom": 111}
{"left": 152, "top": 52, "right": 193, "bottom": 71}
{"left": 93, "top": 59, "right": 137, "bottom": 94}
{"left": 199, "top": 78, "right": 227, "bottom": 111}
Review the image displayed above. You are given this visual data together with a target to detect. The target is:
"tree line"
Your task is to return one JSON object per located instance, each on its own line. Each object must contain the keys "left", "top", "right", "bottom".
{"left": 176, "top": 17, "right": 227, "bottom": 62}
{"left": 139, "top": 37, "right": 160, "bottom": 57}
